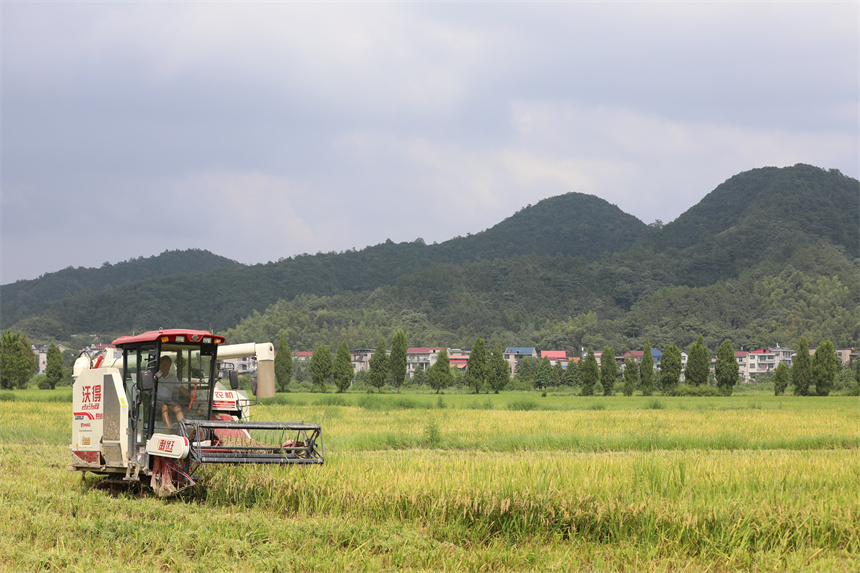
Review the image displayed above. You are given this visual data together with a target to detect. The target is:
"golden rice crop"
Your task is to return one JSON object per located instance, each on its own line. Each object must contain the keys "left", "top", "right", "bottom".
{"left": 1, "top": 394, "right": 858, "bottom": 572}
{"left": 200, "top": 449, "right": 859, "bottom": 555}
{"left": 256, "top": 400, "right": 860, "bottom": 451}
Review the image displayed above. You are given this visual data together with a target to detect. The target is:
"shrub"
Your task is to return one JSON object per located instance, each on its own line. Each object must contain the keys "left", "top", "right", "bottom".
{"left": 507, "top": 377, "right": 534, "bottom": 392}
{"left": 507, "top": 399, "right": 540, "bottom": 411}
{"left": 355, "top": 395, "right": 425, "bottom": 411}
{"left": 259, "top": 395, "right": 294, "bottom": 406}
{"left": 838, "top": 380, "right": 860, "bottom": 396}
{"left": 423, "top": 420, "right": 441, "bottom": 448}
{"left": 315, "top": 395, "right": 347, "bottom": 406}
{"left": 664, "top": 384, "right": 721, "bottom": 397}
{"left": 350, "top": 379, "right": 371, "bottom": 393}
{"left": 356, "top": 395, "right": 385, "bottom": 410}
{"left": 292, "top": 381, "right": 314, "bottom": 393}
{"left": 391, "top": 397, "right": 419, "bottom": 410}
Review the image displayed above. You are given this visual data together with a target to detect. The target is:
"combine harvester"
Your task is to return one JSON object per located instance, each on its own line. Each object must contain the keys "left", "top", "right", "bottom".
{"left": 69, "top": 329, "right": 323, "bottom": 497}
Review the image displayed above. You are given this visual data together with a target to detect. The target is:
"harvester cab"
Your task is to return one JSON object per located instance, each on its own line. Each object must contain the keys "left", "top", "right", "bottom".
{"left": 70, "top": 329, "right": 323, "bottom": 497}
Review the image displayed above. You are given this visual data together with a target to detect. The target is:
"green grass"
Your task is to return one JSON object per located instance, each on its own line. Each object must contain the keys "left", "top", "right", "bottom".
{"left": 1, "top": 389, "right": 858, "bottom": 572}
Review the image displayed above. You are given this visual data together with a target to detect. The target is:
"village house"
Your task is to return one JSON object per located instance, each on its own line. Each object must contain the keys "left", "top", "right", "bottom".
{"left": 734, "top": 351, "right": 750, "bottom": 381}
{"left": 746, "top": 349, "right": 779, "bottom": 378}
{"left": 233, "top": 342, "right": 853, "bottom": 384}
{"left": 447, "top": 349, "right": 470, "bottom": 372}
{"left": 712, "top": 346, "right": 794, "bottom": 382}
{"left": 349, "top": 348, "right": 376, "bottom": 373}
{"left": 406, "top": 347, "right": 444, "bottom": 377}
{"left": 620, "top": 349, "right": 662, "bottom": 371}
{"left": 834, "top": 348, "right": 858, "bottom": 366}
{"left": 504, "top": 347, "right": 537, "bottom": 376}
{"left": 540, "top": 350, "right": 569, "bottom": 367}
{"left": 33, "top": 344, "right": 68, "bottom": 374}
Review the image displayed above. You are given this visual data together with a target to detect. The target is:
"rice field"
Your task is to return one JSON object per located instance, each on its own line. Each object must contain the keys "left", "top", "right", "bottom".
{"left": 1, "top": 391, "right": 857, "bottom": 572}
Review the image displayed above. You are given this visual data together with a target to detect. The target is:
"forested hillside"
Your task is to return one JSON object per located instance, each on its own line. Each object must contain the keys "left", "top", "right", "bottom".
{"left": 651, "top": 165, "right": 859, "bottom": 286}
{"left": 0, "top": 193, "right": 646, "bottom": 338}
{"left": 1, "top": 249, "right": 240, "bottom": 326}
{"left": 224, "top": 243, "right": 858, "bottom": 354}
{"left": 434, "top": 192, "right": 648, "bottom": 261}
{"left": 4, "top": 164, "right": 858, "bottom": 352}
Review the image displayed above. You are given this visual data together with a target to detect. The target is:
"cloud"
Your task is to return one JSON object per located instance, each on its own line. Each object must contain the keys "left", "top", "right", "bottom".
{"left": 1, "top": 1, "right": 857, "bottom": 283}
{"left": 334, "top": 99, "right": 857, "bottom": 231}
{"left": 167, "top": 171, "right": 315, "bottom": 255}
{"left": 504, "top": 101, "right": 857, "bottom": 220}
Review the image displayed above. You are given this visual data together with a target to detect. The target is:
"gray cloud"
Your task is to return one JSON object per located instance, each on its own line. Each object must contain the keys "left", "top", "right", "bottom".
{"left": 2, "top": 2, "right": 857, "bottom": 284}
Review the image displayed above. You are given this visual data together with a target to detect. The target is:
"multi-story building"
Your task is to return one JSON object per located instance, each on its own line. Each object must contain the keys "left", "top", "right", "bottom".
{"left": 621, "top": 349, "right": 662, "bottom": 369}
{"left": 770, "top": 345, "right": 794, "bottom": 368}
{"left": 747, "top": 349, "right": 778, "bottom": 377}
{"left": 708, "top": 351, "right": 755, "bottom": 382}
{"left": 540, "top": 350, "right": 569, "bottom": 367}
{"left": 349, "top": 349, "right": 376, "bottom": 373}
{"left": 33, "top": 344, "right": 69, "bottom": 374}
{"left": 447, "top": 349, "right": 470, "bottom": 372}
{"left": 293, "top": 350, "right": 313, "bottom": 362}
{"left": 835, "top": 348, "right": 858, "bottom": 366}
{"left": 742, "top": 346, "right": 798, "bottom": 380}
{"left": 406, "top": 347, "right": 443, "bottom": 377}
{"left": 734, "top": 351, "right": 750, "bottom": 381}
{"left": 504, "top": 347, "right": 537, "bottom": 377}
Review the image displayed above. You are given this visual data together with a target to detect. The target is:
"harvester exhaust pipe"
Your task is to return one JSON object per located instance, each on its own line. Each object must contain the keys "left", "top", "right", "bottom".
{"left": 217, "top": 342, "right": 276, "bottom": 398}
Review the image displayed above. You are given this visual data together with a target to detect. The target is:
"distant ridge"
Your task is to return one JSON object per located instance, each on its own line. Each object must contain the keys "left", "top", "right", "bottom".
{"left": 0, "top": 249, "right": 240, "bottom": 325}
{"left": 2, "top": 164, "right": 857, "bottom": 343}
{"left": 653, "top": 164, "right": 860, "bottom": 285}
{"left": 662, "top": 164, "right": 858, "bottom": 255}
{"left": 437, "top": 192, "right": 647, "bottom": 261}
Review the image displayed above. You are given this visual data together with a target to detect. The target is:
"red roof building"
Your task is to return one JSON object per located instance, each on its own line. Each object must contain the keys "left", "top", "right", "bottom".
{"left": 540, "top": 350, "right": 569, "bottom": 366}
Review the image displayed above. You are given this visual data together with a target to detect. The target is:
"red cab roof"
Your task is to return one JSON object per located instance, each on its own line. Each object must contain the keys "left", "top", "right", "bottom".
{"left": 112, "top": 329, "right": 224, "bottom": 347}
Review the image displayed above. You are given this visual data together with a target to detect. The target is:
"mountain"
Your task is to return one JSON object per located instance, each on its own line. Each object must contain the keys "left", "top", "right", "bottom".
{"left": 0, "top": 249, "right": 241, "bottom": 327}
{"left": 653, "top": 164, "right": 859, "bottom": 285}
{"left": 436, "top": 192, "right": 647, "bottom": 261}
{"left": 3, "top": 164, "right": 858, "bottom": 349}
{"left": 0, "top": 193, "right": 644, "bottom": 336}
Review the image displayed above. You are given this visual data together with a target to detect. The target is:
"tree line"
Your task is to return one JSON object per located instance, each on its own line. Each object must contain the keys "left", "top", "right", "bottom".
{"left": 266, "top": 329, "right": 853, "bottom": 398}
{"left": 4, "top": 323, "right": 853, "bottom": 397}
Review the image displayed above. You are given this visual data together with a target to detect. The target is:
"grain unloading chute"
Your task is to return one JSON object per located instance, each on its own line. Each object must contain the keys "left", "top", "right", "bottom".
{"left": 69, "top": 329, "right": 323, "bottom": 497}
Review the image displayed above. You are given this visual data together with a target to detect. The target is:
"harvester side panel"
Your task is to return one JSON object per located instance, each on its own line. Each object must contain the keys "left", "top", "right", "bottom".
{"left": 70, "top": 368, "right": 128, "bottom": 472}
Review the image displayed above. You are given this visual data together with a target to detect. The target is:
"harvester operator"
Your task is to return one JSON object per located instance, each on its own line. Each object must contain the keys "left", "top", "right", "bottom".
{"left": 156, "top": 355, "right": 187, "bottom": 428}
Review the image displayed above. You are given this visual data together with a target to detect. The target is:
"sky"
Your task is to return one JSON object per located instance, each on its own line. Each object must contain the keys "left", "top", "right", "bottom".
{"left": 2, "top": 2, "right": 857, "bottom": 285}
